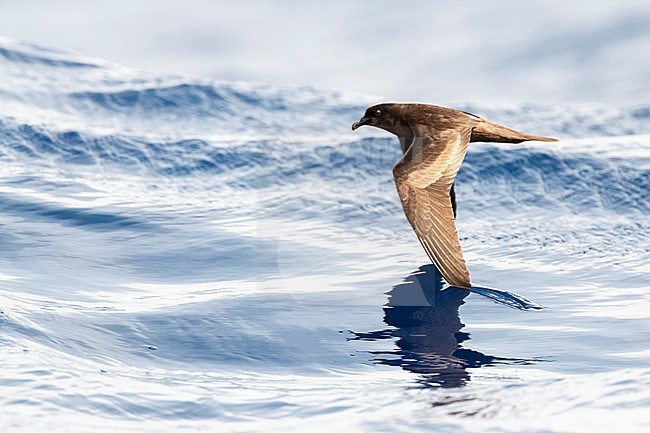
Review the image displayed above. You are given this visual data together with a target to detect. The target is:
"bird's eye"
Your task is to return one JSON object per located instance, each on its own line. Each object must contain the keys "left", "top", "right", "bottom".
{"left": 375, "top": 109, "right": 382, "bottom": 116}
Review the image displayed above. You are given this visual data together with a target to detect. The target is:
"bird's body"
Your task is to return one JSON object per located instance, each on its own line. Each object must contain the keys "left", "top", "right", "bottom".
{"left": 352, "top": 103, "right": 557, "bottom": 288}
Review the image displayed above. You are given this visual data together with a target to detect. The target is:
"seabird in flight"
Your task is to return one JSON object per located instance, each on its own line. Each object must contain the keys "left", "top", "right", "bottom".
{"left": 352, "top": 103, "right": 557, "bottom": 288}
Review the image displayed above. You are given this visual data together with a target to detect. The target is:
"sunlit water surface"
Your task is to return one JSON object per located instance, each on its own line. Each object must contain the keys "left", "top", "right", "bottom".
{"left": 0, "top": 39, "right": 649, "bottom": 432}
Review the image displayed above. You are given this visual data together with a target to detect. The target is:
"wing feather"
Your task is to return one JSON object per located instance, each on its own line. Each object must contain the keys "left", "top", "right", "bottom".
{"left": 393, "top": 127, "right": 472, "bottom": 287}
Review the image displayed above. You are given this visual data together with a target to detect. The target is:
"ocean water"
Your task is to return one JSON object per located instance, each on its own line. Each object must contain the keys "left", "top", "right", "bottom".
{"left": 0, "top": 38, "right": 649, "bottom": 432}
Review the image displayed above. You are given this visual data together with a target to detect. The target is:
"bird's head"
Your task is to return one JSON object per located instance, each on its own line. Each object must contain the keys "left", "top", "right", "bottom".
{"left": 351, "top": 104, "right": 408, "bottom": 136}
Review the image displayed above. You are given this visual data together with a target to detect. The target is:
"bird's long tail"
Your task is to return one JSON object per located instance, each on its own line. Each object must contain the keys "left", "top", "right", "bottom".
{"left": 471, "top": 120, "right": 558, "bottom": 143}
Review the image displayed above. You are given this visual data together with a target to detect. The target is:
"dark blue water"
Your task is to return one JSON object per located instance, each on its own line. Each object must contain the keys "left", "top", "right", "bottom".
{"left": 0, "top": 38, "right": 649, "bottom": 433}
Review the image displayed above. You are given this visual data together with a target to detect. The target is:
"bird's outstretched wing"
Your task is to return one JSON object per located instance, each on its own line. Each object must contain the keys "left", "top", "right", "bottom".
{"left": 393, "top": 126, "right": 472, "bottom": 288}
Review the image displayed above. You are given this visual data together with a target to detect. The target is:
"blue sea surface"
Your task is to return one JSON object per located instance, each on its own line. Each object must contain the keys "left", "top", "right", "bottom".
{"left": 0, "top": 39, "right": 649, "bottom": 432}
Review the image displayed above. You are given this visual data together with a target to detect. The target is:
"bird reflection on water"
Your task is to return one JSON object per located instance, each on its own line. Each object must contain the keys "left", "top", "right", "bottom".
{"left": 352, "top": 265, "right": 532, "bottom": 388}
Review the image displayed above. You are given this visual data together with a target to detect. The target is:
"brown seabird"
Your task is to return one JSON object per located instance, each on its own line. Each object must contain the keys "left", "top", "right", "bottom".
{"left": 352, "top": 103, "right": 557, "bottom": 288}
